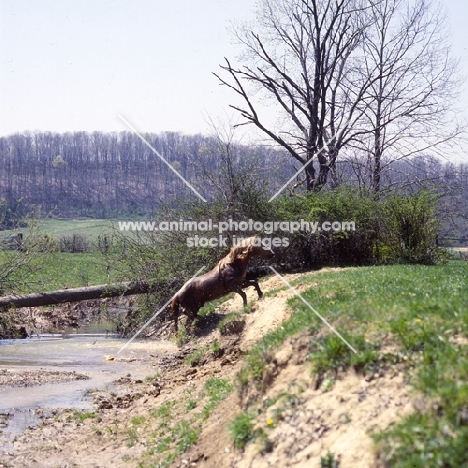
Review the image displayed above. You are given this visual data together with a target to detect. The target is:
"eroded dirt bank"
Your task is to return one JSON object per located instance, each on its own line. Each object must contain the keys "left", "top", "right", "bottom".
{"left": 0, "top": 271, "right": 417, "bottom": 468}
{"left": 0, "top": 296, "right": 134, "bottom": 339}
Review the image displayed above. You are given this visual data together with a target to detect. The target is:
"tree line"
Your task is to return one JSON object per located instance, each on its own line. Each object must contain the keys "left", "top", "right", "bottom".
{"left": 0, "top": 129, "right": 466, "bottom": 244}
{"left": 0, "top": 130, "right": 291, "bottom": 218}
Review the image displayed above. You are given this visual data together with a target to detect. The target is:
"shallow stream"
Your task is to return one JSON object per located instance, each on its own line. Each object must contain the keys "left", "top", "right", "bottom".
{"left": 0, "top": 332, "right": 175, "bottom": 450}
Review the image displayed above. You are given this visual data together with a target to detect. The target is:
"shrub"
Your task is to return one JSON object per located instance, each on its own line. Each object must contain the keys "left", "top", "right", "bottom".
{"left": 270, "top": 187, "right": 442, "bottom": 268}
{"left": 58, "top": 233, "right": 91, "bottom": 253}
{"left": 383, "top": 191, "right": 441, "bottom": 264}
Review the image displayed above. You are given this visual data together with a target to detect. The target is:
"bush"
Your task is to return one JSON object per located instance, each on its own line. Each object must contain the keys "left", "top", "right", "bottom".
{"left": 383, "top": 191, "right": 441, "bottom": 264}
{"left": 58, "top": 233, "right": 91, "bottom": 253}
{"left": 271, "top": 187, "right": 383, "bottom": 267}
{"left": 270, "top": 188, "right": 442, "bottom": 268}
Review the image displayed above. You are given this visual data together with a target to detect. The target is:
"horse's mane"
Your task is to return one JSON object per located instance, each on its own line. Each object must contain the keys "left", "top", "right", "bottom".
{"left": 218, "top": 236, "right": 258, "bottom": 271}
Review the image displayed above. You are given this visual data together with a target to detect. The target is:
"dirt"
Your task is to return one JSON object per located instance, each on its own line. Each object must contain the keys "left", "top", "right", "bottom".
{"left": 0, "top": 270, "right": 416, "bottom": 468}
{"left": 182, "top": 333, "right": 415, "bottom": 468}
{"left": 1, "top": 297, "right": 130, "bottom": 339}
{"left": 226, "top": 365, "right": 413, "bottom": 468}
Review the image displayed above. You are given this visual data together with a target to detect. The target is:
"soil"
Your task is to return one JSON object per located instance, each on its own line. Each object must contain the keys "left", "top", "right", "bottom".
{"left": 0, "top": 270, "right": 416, "bottom": 468}
{"left": 0, "top": 297, "right": 131, "bottom": 339}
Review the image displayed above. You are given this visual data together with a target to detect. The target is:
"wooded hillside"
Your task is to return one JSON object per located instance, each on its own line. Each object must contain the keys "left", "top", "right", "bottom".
{"left": 0, "top": 131, "right": 467, "bottom": 244}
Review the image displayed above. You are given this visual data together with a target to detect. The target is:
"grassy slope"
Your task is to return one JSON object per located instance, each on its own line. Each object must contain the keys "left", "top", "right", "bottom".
{"left": 236, "top": 261, "right": 468, "bottom": 467}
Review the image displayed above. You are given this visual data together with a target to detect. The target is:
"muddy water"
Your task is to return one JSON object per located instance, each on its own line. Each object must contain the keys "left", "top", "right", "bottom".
{"left": 0, "top": 334, "right": 176, "bottom": 450}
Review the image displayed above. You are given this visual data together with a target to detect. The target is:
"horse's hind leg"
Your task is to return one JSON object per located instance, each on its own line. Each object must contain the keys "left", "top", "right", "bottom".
{"left": 182, "top": 310, "right": 198, "bottom": 335}
{"left": 186, "top": 314, "right": 196, "bottom": 331}
{"left": 171, "top": 298, "right": 180, "bottom": 332}
{"left": 182, "top": 303, "right": 201, "bottom": 333}
{"left": 174, "top": 313, "right": 180, "bottom": 332}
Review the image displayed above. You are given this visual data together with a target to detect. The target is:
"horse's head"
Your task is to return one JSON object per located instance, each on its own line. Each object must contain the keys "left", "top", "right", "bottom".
{"left": 221, "top": 236, "right": 275, "bottom": 268}
{"left": 242, "top": 236, "right": 275, "bottom": 259}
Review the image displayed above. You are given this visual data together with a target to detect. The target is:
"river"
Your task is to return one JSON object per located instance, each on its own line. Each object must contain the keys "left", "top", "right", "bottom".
{"left": 0, "top": 332, "right": 176, "bottom": 451}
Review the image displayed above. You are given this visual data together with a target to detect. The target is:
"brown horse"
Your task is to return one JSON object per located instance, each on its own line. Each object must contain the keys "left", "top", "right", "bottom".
{"left": 171, "top": 237, "right": 274, "bottom": 331}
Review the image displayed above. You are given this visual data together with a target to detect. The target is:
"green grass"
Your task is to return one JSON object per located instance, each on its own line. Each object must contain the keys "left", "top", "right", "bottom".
{"left": 131, "top": 416, "right": 146, "bottom": 425}
{"left": 211, "top": 339, "right": 222, "bottom": 356}
{"left": 197, "top": 293, "right": 234, "bottom": 317}
{"left": 321, "top": 451, "right": 340, "bottom": 468}
{"left": 175, "top": 325, "right": 190, "bottom": 348}
{"left": 150, "top": 400, "right": 175, "bottom": 421}
{"left": 7, "top": 252, "right": 110, "bottom": 292}
{"left": 143, "top": 378, "right": 233, "bottom": 467}
{"left": 200, "top": 377, "right": 233, "bottom": 420}
{"left": 68, "top": 410, "right": 97, "bottom": 423}
{"left": 239, "top": 262, "right": 468, "bottom": 385}
{"left": 184, "top": 348, "right": 206, "bottom": 367}
{"left": 127, "top": 427, "right": 139, "bottom": 447}
{"left": 228, "top": 412, "right": 256, "bottom": 450}
{"left": 235, "top": 261, "right": 468, "bottom": 464}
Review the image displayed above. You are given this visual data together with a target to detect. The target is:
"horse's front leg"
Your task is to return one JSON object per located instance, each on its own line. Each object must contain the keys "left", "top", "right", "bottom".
{"left": 243, "top": 279, "right": 263, "bottom": 299}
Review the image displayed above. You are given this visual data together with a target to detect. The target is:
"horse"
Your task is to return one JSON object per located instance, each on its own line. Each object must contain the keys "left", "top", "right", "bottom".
{"left": 171, "top": 237, "right": 275, "bottom": 332}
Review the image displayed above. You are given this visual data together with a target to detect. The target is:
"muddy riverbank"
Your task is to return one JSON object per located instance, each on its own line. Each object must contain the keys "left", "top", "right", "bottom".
{"left": 0, "top": 296, "right": 134, "bottom": 339}
{"left": 0, "top": 334, "right": 177, "bottom": 458}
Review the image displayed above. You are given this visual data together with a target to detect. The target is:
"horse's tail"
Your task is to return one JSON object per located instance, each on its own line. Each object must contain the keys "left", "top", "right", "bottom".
{"left": 171, "top": 294, "right": 180, "bottom": 332}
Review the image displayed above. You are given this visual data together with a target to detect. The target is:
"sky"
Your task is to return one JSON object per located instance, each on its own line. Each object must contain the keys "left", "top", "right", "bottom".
{"left": 0, "top": 0, "right": 257, "bottom": 137}
{"left": 1, "top": 0, "right": 468, "bottom": 161}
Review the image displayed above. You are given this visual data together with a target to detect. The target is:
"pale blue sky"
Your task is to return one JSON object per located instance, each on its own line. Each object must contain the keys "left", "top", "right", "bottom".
{"left": 0, "top": 0, "right": 255, "bottom": 136}
{"left": 1, "top": 0, "right": 468, "bottom": 161}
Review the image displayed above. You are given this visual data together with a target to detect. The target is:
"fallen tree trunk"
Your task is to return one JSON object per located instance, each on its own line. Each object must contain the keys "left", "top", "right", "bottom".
{"left": 0, "top": 281, "right": 153, "bottom": 309}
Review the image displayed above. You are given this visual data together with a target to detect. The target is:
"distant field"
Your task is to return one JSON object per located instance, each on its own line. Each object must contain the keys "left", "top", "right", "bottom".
{"left": 0, "top": 219, "right": 134, "bottom": 293}
{"left": 0, "top": 218, "right": 118, "bottom": 240}
{"left": 31, "top": 218, "right": 117, "bottom": 239}
{"left": 448, "top": 247, "right": 468, "bottom": 258}
{"left": 33, "top": 252, "right": 111, "bottom": 290}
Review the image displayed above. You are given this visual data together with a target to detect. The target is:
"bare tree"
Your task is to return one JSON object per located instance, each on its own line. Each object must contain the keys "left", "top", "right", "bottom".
{"left": 215, "top": 0, "right": 463, "bottom": 192}
{"left": 355, "top": 0, "right": 463, "bottom": 191}
{"left": 215, "top": 0, "right": 378, "bottom": 191}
